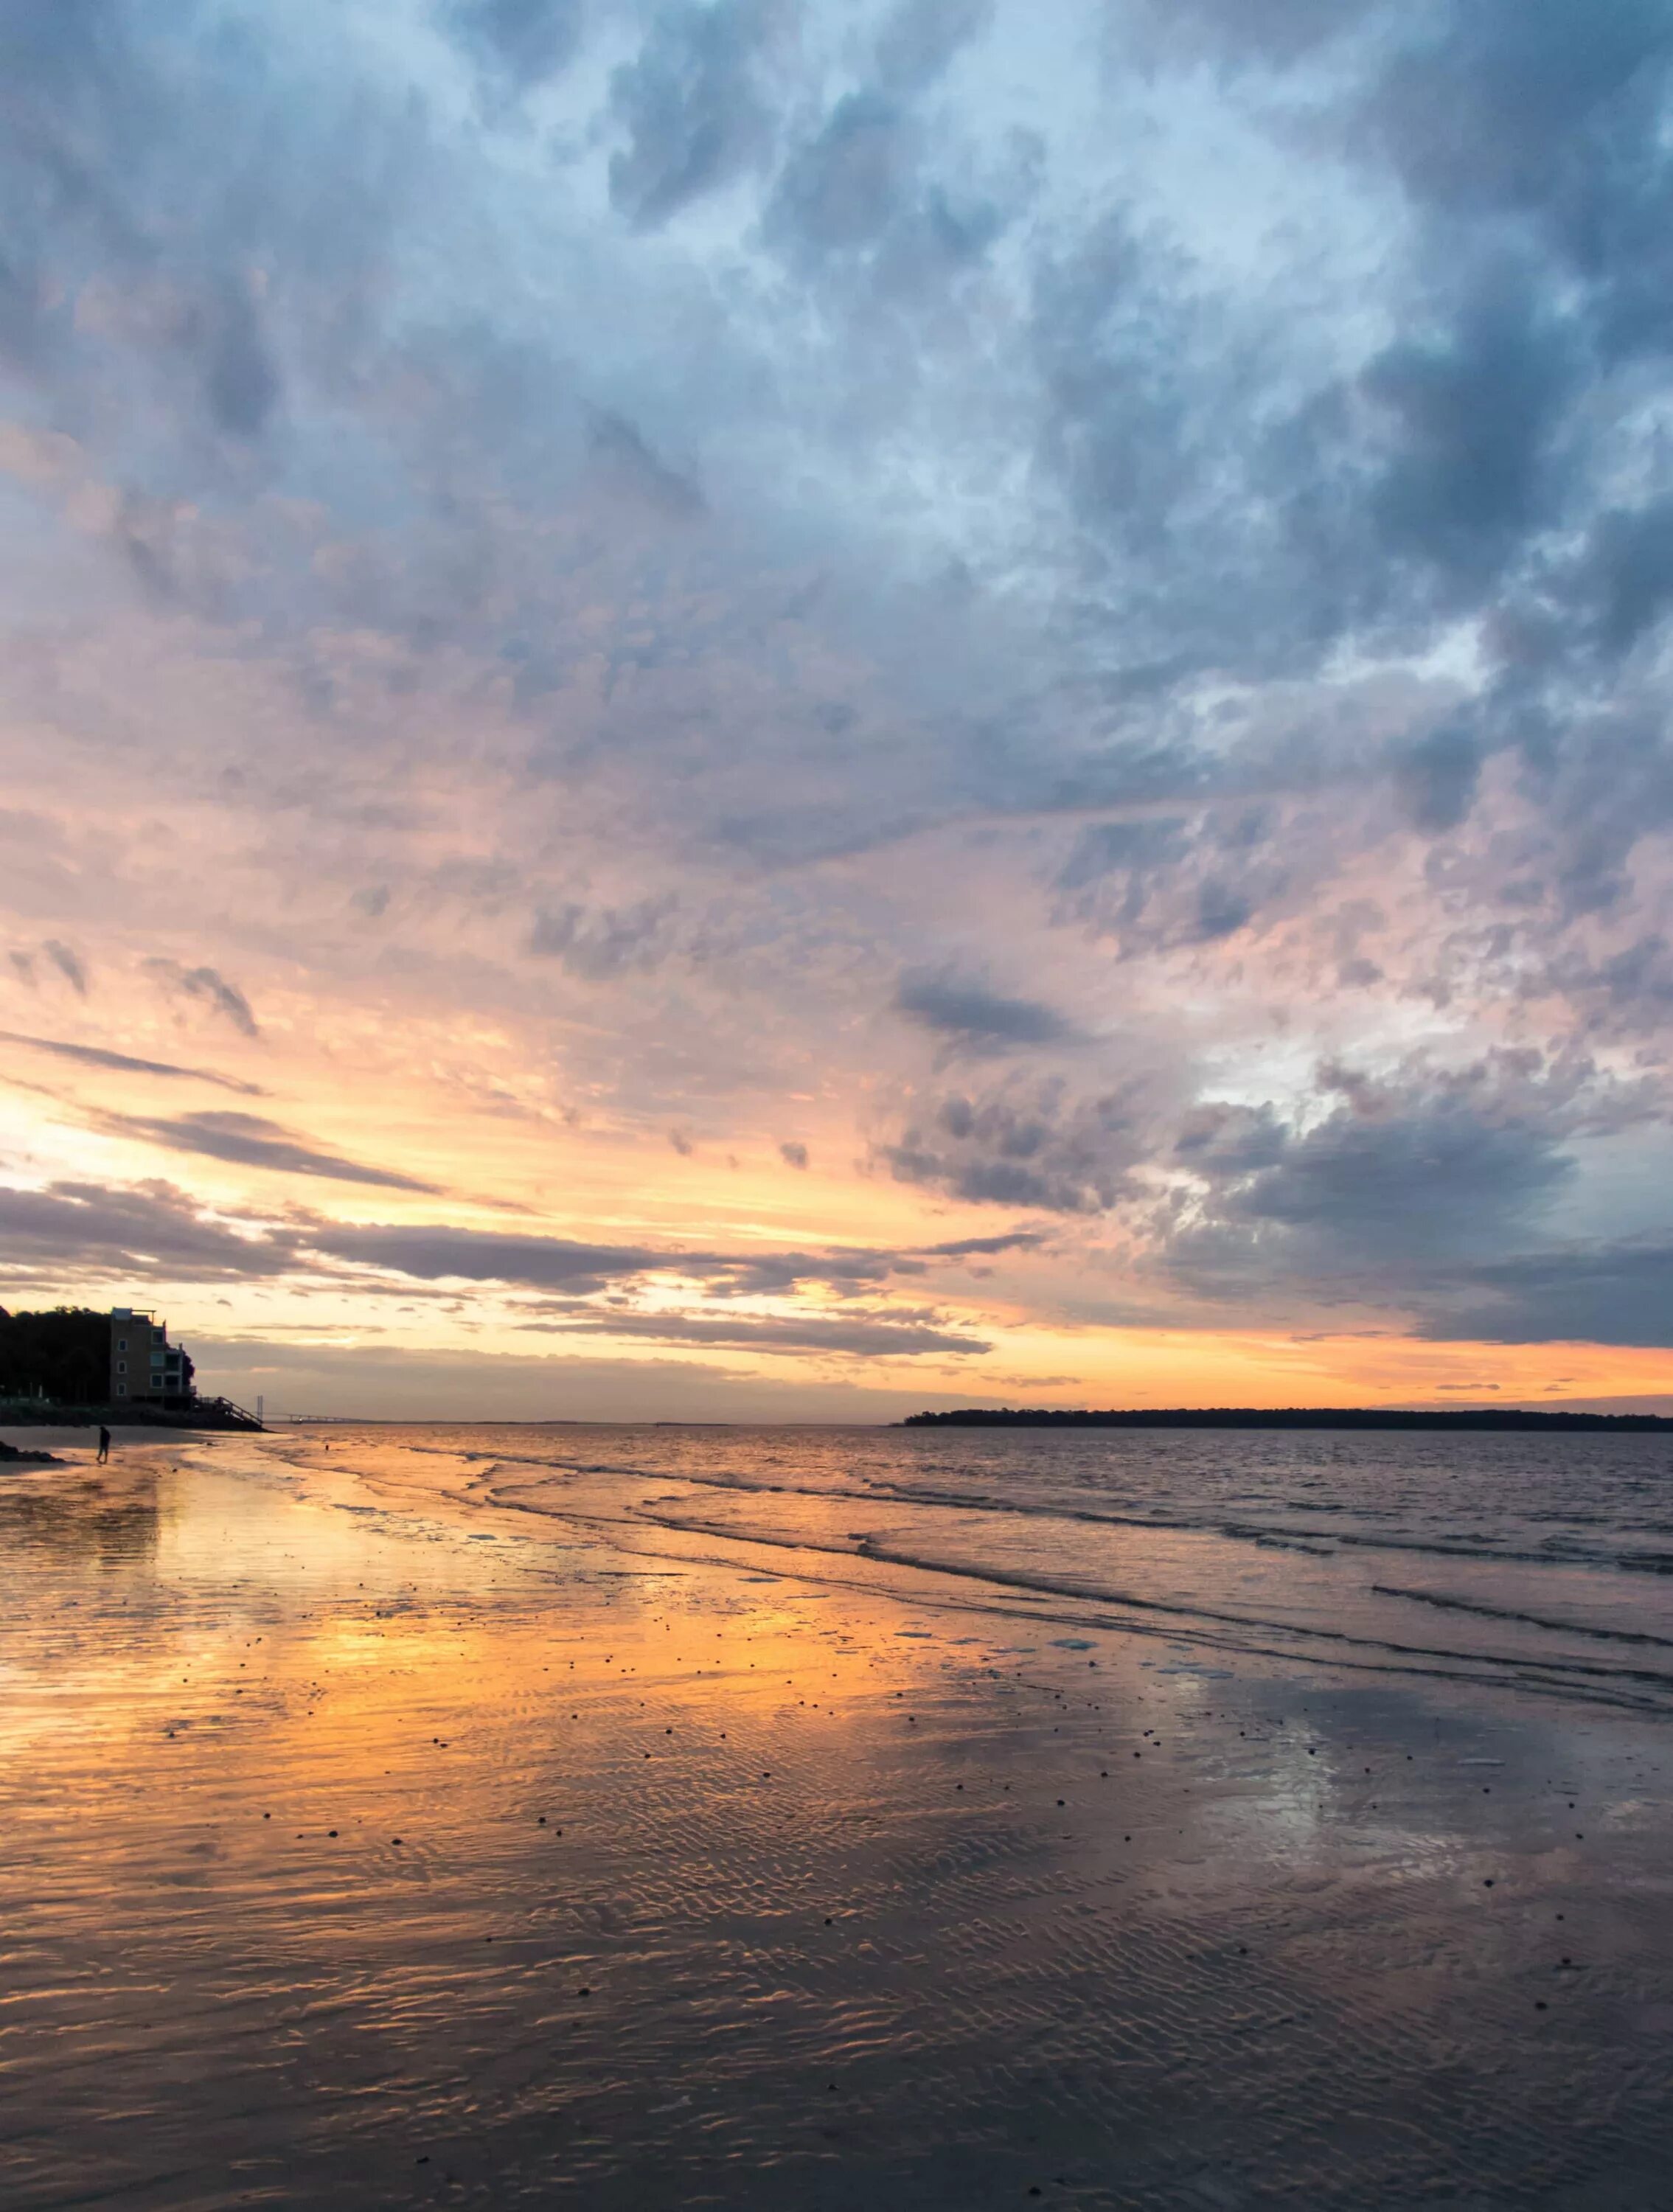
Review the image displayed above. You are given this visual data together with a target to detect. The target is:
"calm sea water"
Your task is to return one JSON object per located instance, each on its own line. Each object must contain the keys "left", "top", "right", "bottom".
{"left": 324, "top": 1422, "right": 1673, "bottom": 1717}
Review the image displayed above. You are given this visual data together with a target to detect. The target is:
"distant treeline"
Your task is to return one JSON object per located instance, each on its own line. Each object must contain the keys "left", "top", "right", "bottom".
{"left": 0, "top": 1307, "right": 111, "bottom": 1405}
{"left": 902, "top": 1406, "right": 1673, "bottom": 1433}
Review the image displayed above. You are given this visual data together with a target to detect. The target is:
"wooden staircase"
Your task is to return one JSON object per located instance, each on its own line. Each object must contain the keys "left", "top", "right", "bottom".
{"left": 194, "top": 1395, "right": 265, "bottom": 1432}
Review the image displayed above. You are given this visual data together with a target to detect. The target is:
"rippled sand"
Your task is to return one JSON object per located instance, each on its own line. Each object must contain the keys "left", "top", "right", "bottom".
{"left": 2, "top": 1427, "right": 1670, "bottom": 2210}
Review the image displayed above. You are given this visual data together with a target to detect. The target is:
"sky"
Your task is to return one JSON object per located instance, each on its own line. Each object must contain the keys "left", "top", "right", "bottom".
{"left": 7, "top": 0, "right": 1673, "bottom": 1420}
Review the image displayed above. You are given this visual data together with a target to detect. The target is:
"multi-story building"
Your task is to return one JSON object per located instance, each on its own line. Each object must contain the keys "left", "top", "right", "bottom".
{"left": 109, "top": 1309, "right": 196, "bottom": 1409}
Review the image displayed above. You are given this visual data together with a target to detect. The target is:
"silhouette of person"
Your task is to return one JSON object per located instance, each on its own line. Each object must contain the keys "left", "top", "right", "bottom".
{"left": 97, "top": 1425, "right": 111, "bottom": 1464}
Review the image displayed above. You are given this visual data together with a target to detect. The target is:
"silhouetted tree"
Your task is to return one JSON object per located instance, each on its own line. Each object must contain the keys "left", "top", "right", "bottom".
{"left": 0, "top": 1307, "right": 112, "bottom": 1405}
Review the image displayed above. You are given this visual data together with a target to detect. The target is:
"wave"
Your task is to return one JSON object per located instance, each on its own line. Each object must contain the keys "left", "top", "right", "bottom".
{"left": 1371, "top": 1583, "right": 1673, "bottom": 1649}
{"left": 269, "top": 1431, "right": 1673, "bottom": 1719}
{"left": 556, "top": 1508, "right": 1673, "bottom": 1719}
{"left": 487, "top": 1453, "right": 1673, "bottom": 1581}
{"left": 543, "top": 1487, "right": 1673, "bottom": 1718}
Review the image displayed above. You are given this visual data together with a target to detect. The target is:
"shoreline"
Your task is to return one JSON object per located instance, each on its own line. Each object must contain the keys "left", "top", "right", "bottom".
{"left": 903, "top": 1405, "right": 1673, "bottom": 1430}
{"left": 3, "top": 1426, "right": 1669, "bottom": 2209}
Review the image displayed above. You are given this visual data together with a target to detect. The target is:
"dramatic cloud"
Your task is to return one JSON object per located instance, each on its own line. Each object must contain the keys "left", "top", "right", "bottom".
{"left": 299, "top": 1221, "right": 1004, "bottom": 1303}
{"left": 529, "top": 897, "right": 681, "bottom": 979}
{"left": 41, "top": 942, "right": 88, "bottom": 995}
{"left": 1424, "top": 1241, "right": 1673, "bottom": 1350}
{"left": 0, "top": 1180, "right": 297, "bottom": 1283}
{"left": 1167, "top": 1098, "right": 1572, "bottom": 1297}
{"left": 310, "top": 1223, "right": 717, "bottom": 1293}
{"left": 607, "top": 0, "right": 775, "bottom": 226}
{"left": 895, "top": 974, "right": 1080, "bottom": 1053}
{"left": 1152, "top": 1054, "right": 1669, "bottom": 1341}
{"left": 527, "top": 1307, "right": 990, "bottom": 1357}
{"left": 881, "top": 1079, "right": 1146, "bottom": 1213}
{"left": 94, "top": 1111, "right": 442, "bottom": 1194}
{"left": 0, "top": 1032, "right": 264, "bottom": 1093}
{"left": 143, "top": 964, "right": 260, "bottom": 1039}
{"left": 923, "top": 1231, "right": 1046, "bottom": 1259}
{"left": 448, "top": 0, "right": 585, "bottom": 86}
{"left": 4, "top": 1, "right": 1673, "bottom": 1408}
{"left": 0, "top": 1179, "right": 1028, "bottom": 1381}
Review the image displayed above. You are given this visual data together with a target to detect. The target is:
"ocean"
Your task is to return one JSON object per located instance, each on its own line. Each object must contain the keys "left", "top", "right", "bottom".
{"left": 324, "top": 1421, "right": 1673, "bottom": 1717}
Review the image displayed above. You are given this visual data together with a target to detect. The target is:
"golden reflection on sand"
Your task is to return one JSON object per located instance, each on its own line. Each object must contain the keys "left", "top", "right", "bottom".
{"left": 3, "top": 1432, "right": 1671, "bottom": 2211}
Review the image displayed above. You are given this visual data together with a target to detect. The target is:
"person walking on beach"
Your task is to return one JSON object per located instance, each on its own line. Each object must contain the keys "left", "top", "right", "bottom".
{"left": 97, "top": 1425, "right": 111, "bottom": 1464}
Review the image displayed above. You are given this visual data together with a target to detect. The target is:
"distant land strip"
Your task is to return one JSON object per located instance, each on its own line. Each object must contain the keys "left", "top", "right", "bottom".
{"left": 900, "top": 1407, "right": 1673, "bottom": 1433}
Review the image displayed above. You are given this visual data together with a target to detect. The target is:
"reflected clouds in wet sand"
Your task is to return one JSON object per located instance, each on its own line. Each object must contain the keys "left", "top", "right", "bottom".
{"left": 1, "top": 1429, "right": 1670, "bottom": 2211}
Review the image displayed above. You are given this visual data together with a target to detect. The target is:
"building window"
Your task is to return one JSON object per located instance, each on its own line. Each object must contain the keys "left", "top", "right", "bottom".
{"left": 116, "top": 1361, "right": 127, "bottom": 1375}
{"left": 116, "top": 1383, "right": 127, "bottom": 1397}
{"left": 117, "top": 1338, "right": 128, "bottom": 1352}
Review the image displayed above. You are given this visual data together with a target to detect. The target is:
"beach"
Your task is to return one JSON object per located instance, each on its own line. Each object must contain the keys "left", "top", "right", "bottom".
{"left": 2, "top": 1423, "right": 1670, "bottom": 2211}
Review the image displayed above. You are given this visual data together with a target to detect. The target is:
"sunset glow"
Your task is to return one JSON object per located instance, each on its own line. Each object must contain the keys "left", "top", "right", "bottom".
{"left": 7, "top": 1, "right": 1673, "bottom": 1418}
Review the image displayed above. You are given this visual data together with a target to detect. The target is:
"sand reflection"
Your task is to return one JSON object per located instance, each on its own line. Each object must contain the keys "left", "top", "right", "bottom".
{"left": 0, "top": 1464, "right": 160, "bottom": 1564}
{"left": 2, "top": 1437, "right": 1669, "bottom": 2211}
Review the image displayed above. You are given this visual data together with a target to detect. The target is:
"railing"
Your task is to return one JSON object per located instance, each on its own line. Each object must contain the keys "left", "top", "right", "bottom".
{"left": 194, "top": 1395, "right": 266, "bottom": 1431}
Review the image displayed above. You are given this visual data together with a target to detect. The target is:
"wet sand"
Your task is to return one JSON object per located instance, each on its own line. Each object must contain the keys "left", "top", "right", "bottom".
{"left": 2, "top": 1427, "right": 1670, "bottom": 2210}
